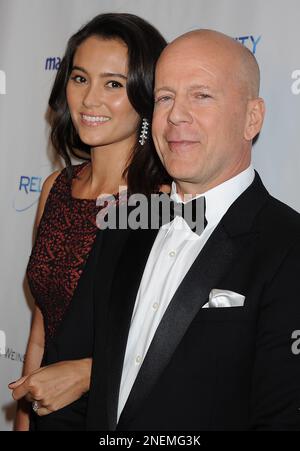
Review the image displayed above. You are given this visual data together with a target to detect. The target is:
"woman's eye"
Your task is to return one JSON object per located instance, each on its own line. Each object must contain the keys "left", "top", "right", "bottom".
{"left": 106, "top": 80, "right": 123, "bottom": 88}
{"left": 70, "top": 75, "right": 87, "bottom": 84}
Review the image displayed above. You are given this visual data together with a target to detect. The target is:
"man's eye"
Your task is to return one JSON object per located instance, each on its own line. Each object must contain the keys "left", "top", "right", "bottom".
{"left": 70, "top": 75, "right": 87, "bottom": 84}
{"left": 196, "top": 93, "right": 211, "bottom": 99}
{"left": 155, "top": 96, "right": 172, "bottom": 103}
{"left": 106, "top": 81, "right": 123, "bottom": 88}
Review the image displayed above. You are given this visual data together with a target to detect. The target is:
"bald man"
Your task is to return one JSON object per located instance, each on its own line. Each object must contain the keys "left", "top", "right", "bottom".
{"left": 84, "top": 30, "right": 300, "bottom": 431}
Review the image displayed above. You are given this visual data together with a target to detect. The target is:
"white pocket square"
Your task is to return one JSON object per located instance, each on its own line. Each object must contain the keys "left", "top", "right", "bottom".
{"left": 202, "top": 289, "right": 245, "bottom": 308}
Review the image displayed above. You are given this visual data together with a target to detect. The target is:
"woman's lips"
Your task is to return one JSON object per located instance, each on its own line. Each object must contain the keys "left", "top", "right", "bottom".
{"left": 80, "top": 114, "right": 111, "bottom": 127}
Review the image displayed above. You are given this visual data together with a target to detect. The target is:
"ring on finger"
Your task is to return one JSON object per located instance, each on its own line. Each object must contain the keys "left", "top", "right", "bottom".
{"left": 32, "top": 400, "right": 40, "bottom": 412}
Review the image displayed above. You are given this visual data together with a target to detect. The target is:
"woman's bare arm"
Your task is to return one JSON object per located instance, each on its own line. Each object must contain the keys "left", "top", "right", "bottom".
{"left": 11, "top": 170, "right": 60, "bottom": 430}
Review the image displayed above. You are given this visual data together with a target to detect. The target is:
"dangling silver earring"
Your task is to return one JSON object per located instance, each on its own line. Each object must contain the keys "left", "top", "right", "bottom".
{"left": 139, "top": 118, "right": 149, "bottom": 146}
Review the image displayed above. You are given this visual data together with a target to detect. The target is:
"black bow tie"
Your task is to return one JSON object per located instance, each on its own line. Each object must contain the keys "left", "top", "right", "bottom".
{"left": 157, "top": 193, "right": 207, "bottom": 235}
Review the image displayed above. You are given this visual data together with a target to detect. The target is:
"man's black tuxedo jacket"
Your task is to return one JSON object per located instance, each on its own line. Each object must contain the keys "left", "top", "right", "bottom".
{"left": 56, "top": 173, "right": 300, "bottom": 430}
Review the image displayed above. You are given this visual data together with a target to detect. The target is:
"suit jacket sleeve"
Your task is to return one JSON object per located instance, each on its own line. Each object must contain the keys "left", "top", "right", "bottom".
{"left": 250, "top": 238, "right": 300, "bottom": 430}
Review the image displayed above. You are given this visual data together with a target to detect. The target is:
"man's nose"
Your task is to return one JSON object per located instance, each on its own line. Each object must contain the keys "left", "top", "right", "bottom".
{"left": 167, "top": 98, "right": 192, "bottom": 126}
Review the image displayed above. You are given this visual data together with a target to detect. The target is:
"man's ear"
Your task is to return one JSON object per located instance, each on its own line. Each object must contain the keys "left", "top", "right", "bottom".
{"left": 244, "top": 97, "right": 265, "bottom": 141}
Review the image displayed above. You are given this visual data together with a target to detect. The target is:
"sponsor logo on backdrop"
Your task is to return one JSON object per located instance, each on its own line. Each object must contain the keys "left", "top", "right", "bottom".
{"left": 43, "top": 35, "right": 260, "bottom": 74}
{"left": 234, "top": 35, "right": 261, "bottom": 54}
{"left": 45, "top": 57, "right": 61, "bottom": 71}
{"left": 13, "top": 165, "right": 51, "bottom": 212}
{"left": 0, "top": 330, "right": 6, "bottom": 355}
{"left": 0, "top": 330, "right": 24, "bottom": 362}
{"left": 0, "top": 70, "right": 6, "bottom": 94}
{"left": 13, "top": 176, "right": 42, "bottom": 212}
{"left": 291, "top": 70, "right": 300, "bottom": 95}
{"left": 0, "top": 348, "right": 25, "bottom": 363}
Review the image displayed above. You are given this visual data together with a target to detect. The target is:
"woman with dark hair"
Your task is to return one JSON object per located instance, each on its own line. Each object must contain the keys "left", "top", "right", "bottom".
{"left": 9, "top": 13, "right": 169, "bottom": 430}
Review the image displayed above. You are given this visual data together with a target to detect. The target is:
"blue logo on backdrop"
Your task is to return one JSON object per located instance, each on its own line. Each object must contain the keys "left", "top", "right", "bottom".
{"left": 45, "top": 57, "right": 61, "bottom": 71}
{"left": 13, "top": 165, "right": 52, "bottom": 212}
{"left": 13, "top": 176, "right": 42, "bottom": 212}
{"left": 43, "top": 36, "right": 260, "bottom": 73}
{"left": 234, "top": 35, "right": 261, "bottom": 54}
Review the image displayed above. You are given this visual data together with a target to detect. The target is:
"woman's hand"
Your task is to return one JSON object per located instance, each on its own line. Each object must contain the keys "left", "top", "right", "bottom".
{"left": 8, "top": 358, "right": 92, "bottom": 416}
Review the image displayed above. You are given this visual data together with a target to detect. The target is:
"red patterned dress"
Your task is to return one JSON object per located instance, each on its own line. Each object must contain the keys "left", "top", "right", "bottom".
{"left": 27, "top": 162, "right": 102, "bottom": 345}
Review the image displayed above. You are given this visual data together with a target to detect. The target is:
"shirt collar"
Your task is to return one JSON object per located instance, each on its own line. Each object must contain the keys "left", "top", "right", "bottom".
{"left": 170, "top": 164, "right": 255, "bottom": 229}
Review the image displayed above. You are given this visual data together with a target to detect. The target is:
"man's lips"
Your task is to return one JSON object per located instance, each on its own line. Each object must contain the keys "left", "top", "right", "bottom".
{"left": 167, "top": 140, "right": 199, "bottom": 151}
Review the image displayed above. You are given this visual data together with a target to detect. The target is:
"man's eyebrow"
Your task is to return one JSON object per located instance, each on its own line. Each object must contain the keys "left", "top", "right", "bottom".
{"left": 71, "top": 66, "right": 127, "bottom": 79}
{"left": 154, "top": 86, "right": 176, "bottom": 95}
{"left": 154, "top": 84, "right": 213, "bottom": 95}
{"left": 188, "top": 84, "right": 211, "bottom": 91}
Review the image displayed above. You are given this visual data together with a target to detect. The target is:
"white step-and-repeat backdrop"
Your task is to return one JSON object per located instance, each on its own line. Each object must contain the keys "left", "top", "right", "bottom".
{"left": 0, "top": 0, "right": 299, "bottom": 430}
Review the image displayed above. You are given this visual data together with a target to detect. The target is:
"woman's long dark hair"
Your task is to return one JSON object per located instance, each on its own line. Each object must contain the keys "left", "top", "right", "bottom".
{"left": 48, "top": 13, "right": 171, "bottom": 195}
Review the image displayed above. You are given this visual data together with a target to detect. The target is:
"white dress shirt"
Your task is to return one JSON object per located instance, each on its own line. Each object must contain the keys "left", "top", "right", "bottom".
{"left": 117, "top": 165, "right": 255, "bottom": 421}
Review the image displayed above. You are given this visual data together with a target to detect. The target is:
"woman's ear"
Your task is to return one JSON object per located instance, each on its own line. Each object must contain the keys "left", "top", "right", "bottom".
{"left": 244, "top": 97, "right": 265, "bottom": 141}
